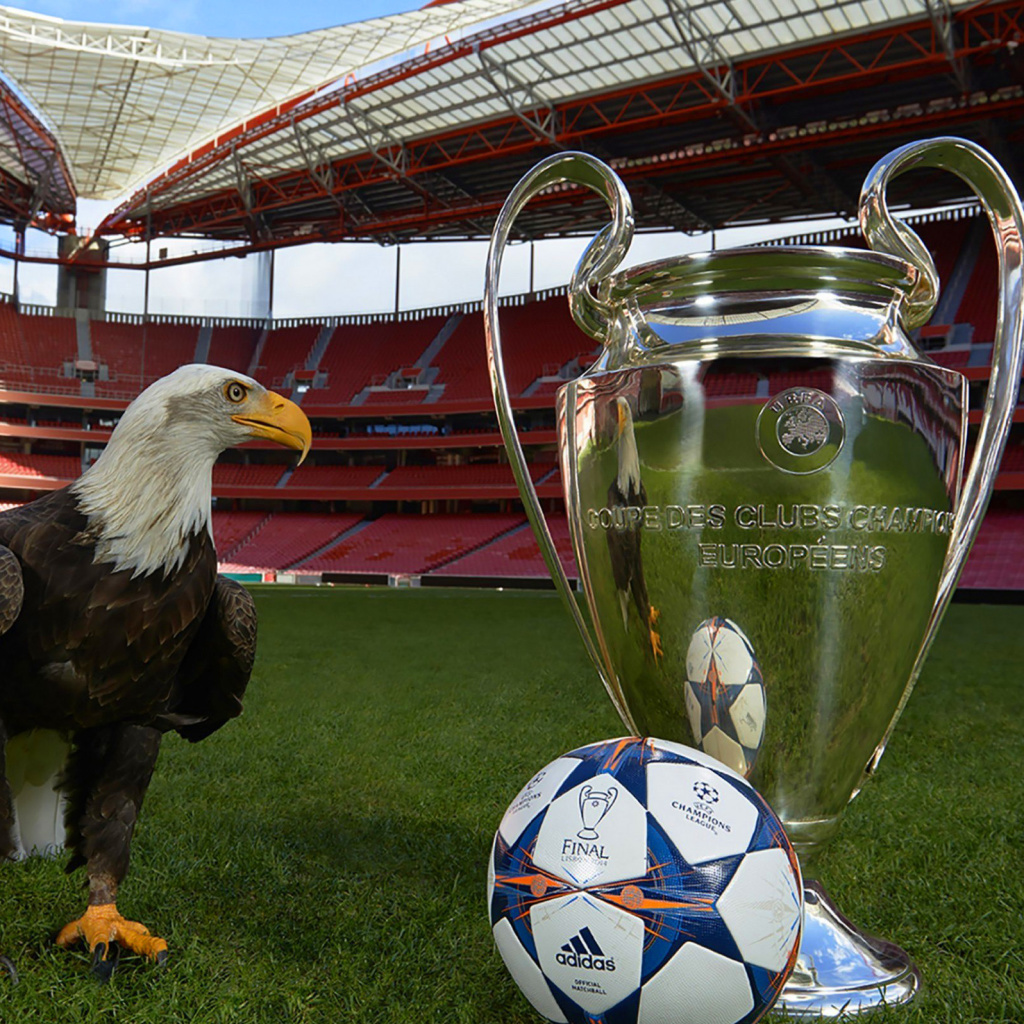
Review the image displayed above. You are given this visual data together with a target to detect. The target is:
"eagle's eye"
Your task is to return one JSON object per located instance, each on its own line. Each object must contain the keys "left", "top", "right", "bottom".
{"left": 224, "top": 382, "right": 248, "bottom": 404}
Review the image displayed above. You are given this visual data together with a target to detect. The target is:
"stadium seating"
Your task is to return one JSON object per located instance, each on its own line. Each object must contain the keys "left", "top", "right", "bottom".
{"left": 959, "top": 507, "right": 1024, "bottom": 590}
{"left": 376, "top": 463, "right": 548, "bottom": 490}
{"left": 928, "top": 349, "right": 970, "bottom": 369}
{"left": 766, "top": 369, "right": 834, "bottom": 393}
{"left": 313, "top": 316, "right": 447, "bottom": 405}
{"left": 431, "top": 299, "right": 594, "bottom": 401}
{"left": 212, "top": 463, "right": 288, "bottom": 488}
{"left": 222, "top": 512, "right": 363, "bottom": 572}
{"left": 137, "top": 322, "right": 199, "bottom": 381}
{"left": 704, "top": 372, "right": 760, "bottom": 397}
{"left": 285, "top": 464, "right": 384, "bottom": 489}
{"left": 434, "top": 516, "right": 577, "bottom": 579}
{"left": 0, "top": 302, "right": 23, "bottom": 366}
{"left": 91, "top": 320, "right": 146, "bottom": 386}
{"left": 211, "top": 510, "right": 267, "bottom": 557}
{"left": 208, "top": 325, "right": 261, "bottom": 374}
{"left": 956, "top": 239, "right": 997, "bottom": 345}
{"left": 253, "top": 324, "right": 319, "bottom": 390}
{"left": 0, "top": 452, "right": 79, "bottom": 479}
{"left": 491, "top": 296, "right": 595, "bottom": 395}
{"left": 426, "top": 314, "right": 487, "bottom": 402}
{"left": 19, "top": 314, "right": 76, "bottom": 374}
{"left": 297, "top": 513, "right": 523, "bottom": 574}
{"left": 92, "top": 319, "right": 198, "bottom": 391}
{"left": 0, "top": 233, "right": 1021, "bottom": 594}
{"left": 359, "top": 388, "right": 428, "bottom": 405}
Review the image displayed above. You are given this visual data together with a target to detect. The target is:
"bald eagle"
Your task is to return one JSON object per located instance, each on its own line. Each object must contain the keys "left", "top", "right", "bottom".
{"left": 0, "top": 364, "right": 311, "bottom": 976}
{"left": 608, "top": 397, "right": 662, "bottom": 661}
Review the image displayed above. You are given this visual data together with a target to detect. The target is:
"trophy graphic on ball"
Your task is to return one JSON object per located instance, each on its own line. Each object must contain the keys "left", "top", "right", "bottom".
{"left": 577, "top": 784, "right": 617, "bottom": 840}
{"left": 485, "top": 138, "right": 1024, "bottom": 1015}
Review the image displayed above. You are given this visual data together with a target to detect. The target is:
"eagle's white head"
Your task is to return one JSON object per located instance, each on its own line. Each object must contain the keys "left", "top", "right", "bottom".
{"left": 614, "top": 396, "right": 641, "bottom": 496}
{"left": 72, "top": 364, "right": 312, "bottom": 577}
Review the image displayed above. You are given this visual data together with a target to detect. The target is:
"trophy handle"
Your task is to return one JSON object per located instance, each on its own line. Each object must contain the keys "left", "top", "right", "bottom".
{"left": 484, "top": 152, "right": 634, "bottom": 721}
{"left": 859, "top": 137, "right": 1024, "bottom": 771}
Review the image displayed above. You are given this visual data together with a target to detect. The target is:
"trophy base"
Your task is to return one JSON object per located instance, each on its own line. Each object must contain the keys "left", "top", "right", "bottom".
{"left": 775, "top": 881, "right": 920, "bottom": 1017}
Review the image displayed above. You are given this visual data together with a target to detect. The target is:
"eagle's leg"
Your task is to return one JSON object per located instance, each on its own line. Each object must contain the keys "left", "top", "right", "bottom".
{"left": 648, "top": 605, "right": 662, "bottom": 661}
{"left": 0, "top": 720, "right": 17, "bottom": 861}
{"left": 55, "top": 724, "right": 168, "bottom": 968}
{"left": 0, "top": 720, "right": 21, "bottom": 982}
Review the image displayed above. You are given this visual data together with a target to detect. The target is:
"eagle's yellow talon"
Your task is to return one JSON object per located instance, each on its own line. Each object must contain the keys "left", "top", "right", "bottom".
{"left": 648, "top": 606, "right": 663, "bottom": 660}
{"left": 56, "top": 904, "right": 168, "bottom": 962}
{"left": 650, "top": 627, "right": 663, "bottom": 661}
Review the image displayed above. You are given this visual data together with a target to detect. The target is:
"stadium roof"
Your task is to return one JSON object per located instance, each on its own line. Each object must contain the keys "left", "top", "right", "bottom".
{"left": 95, "top": 0, "right": 1024, "bottom": 251}
{"left": 1, "top": 0, "right": 1023, "bottom": 253}
{"left": 0, "top": 0, "right": 540, "bottom": 202}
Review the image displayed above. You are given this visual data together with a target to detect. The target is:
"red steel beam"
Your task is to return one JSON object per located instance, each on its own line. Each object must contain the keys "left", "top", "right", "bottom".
{"left": 0, "top": 79, "right": 76, "bottom": 220}
{"left": 131, "top": 90, "right": 1024, "bottom": 247}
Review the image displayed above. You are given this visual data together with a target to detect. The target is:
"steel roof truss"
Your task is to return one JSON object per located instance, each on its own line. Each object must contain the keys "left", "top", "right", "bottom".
{"left": 923, "top": 0, "right": 969, "bottom": 93}
{"left": 475, "top": 43, "right": 559, "bottom": 144}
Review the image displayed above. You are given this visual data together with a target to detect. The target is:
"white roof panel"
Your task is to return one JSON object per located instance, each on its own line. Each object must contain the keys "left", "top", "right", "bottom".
{"left": 0, "top": 0, "right": 979, "bottom": 223}
{"left": 0, "top": 0, "right": 545, "bottom": 198}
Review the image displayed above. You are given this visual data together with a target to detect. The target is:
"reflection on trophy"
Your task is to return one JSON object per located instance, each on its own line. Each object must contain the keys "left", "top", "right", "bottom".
{"left": 577, "top": 784, "right": 617, "bottom": 840}
{"left": 485, "top": 138, "right": 1024, "bottom": 1015}
{"left": 607, "top": 398, "right": 661, "bottom": 661}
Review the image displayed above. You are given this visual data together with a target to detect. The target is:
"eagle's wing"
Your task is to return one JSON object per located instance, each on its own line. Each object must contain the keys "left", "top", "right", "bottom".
{"left": 157, "top": 576, "right": 257, "bottom": 742}
{"left": 0, "top": 543, "right": 25, "bottom": 862}
{"left": 0, "top": 542, "right": 24, "bottom": 638}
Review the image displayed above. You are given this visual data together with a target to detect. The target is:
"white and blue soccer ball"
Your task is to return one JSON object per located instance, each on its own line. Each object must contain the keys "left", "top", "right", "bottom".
{"left": 488, "top": 737, "right": 802, "bottom": 1024}
{"left": 685, "top": 617, "right": 767, "bottom": 777}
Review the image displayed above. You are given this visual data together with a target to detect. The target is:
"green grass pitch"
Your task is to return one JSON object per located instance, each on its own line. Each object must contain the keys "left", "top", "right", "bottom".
{"left": 0, "top": 586, "right": 1021, "bottom": 1022}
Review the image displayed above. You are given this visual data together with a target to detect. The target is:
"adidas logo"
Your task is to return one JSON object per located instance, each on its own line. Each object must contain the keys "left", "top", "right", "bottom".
{"left": 555, "top": 926, "right": 616, "bottom": 972}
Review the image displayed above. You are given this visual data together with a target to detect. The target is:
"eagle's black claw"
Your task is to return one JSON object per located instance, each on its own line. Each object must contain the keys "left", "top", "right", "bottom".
{"left": 0, "top": 954, "right": 18, "bottom": 984}
{"left": 90, "top": 942, "right": 119, "bottom": 983}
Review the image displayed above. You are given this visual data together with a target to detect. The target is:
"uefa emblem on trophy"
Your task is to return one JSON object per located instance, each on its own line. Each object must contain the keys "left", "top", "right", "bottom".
{"left": 485, "top": 138, "right": 1024, "bottom": 1015}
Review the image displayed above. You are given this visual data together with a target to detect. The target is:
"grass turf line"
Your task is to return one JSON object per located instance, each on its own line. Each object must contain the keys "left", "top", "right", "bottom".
{"left": 0, "top": 587, "right": 1021, "bottom": 1022}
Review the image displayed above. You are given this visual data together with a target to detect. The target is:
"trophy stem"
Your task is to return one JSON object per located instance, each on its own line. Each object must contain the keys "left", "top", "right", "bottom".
{"left": 776, "top": 880, "right": 920, "bottom": 1017}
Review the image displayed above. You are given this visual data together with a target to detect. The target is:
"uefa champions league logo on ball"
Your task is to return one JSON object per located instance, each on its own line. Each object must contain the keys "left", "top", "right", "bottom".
{"left": 577, "top": 784, "right": 617, "bottom": 840}
{"left": 693, "top": 781, "right": 720, "bottom": 804}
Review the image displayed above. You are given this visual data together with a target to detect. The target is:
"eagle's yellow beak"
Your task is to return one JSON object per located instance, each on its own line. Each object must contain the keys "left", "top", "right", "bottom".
{"left": 615, "top": 398, "right": 630, "bottom": 438}
{"left": 232, "top": 390, "right": 312, "bottom": 464}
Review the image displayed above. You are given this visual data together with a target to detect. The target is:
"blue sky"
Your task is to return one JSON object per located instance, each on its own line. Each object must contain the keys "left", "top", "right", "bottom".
{"left": 17, "top": 1, "right": 426, "bottom": 38}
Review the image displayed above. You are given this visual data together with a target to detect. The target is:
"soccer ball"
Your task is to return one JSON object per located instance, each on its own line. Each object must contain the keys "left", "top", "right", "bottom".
{"left": 488, "top": 737, "right": 802, "bottom": 1024}
{"left": 684, "top": 617, "right": 767, "bottom": 777}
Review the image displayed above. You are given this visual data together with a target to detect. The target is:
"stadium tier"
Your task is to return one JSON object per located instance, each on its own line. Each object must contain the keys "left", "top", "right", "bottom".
{"left": 298, "top": 513, "right": 524, "bottom": 575}
{"left": 957, "top": 240, "right": 999, "bottom": 346}
{"left": 211, "top": 509, "right": 268, "bottom": 555}
{"left": 19, "top": 313, "right": 76, "bottom": 372}
{"left": 207, "top": 324, "right": 261, "bottom": 375}
{"left": 958, "top": 508, "right": 1024, "bottom": 591}
{"left": 434, "top": 516, "right": 578, "bottom": 580}
{"left": 375, "top": 463, "right": 551, "bottom": 489}
{"left": 253, "top": 324, "right": 319, "bottom": 390}
{"left": 221, "top": 512, "right": 363, "bottom": 574}
{"left": 0, "top": 451, "right": 80, "bottom": 481}
{"left": 286, "top": 463, "right": 384, "bottom": 489}
{"left": 92, "top": 319, "right": 199, "bottom": 393}
{"left": 314, "top": 316, "right": 447, "bottom": 404}
{"left": 212, "top": 463, "right": 288, "bottom": 488}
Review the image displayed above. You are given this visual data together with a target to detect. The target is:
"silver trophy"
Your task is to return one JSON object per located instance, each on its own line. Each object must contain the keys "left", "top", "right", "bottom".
{"left": 485, "top": 138, "right": 1024, "bottom": 1016}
